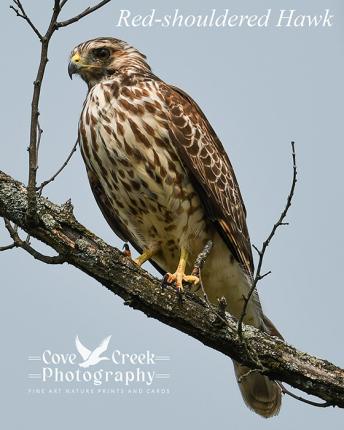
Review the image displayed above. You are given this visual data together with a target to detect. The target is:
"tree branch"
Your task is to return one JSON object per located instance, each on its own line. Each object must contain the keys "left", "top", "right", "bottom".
{"left": 36, "top": 139, "right": 78, "bottom": 192}
{"left": 3, "top": 218, "right": 65, "bottom": 264}
{"left": 9, "top": 0, "right": 111, "bottom": 225}
{"left": 0, "top": 169, "right": 343, "bottom": 408}
{"left": 22, "top": 2, "right": 60, "bottom": 225}
{"left": 56, "top": 0, "right": 112, "bottom": 28}
{"left": 59, "top": 0, "right": 69, "bottom": 9}
{"left": 277, "top": 382, "right": 333, "bottom": 408}
{"left": 238, "top": 141, "right": 297, "bottom": 337}
{"left": 9, "top": 0, "right": 43, "bottom": 41}
{"left": 0, "top": 242, "right": 16, "bottom": 251}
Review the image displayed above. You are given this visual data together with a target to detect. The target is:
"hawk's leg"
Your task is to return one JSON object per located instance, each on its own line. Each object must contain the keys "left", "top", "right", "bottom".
{"left": 134, "top": 248, "right": 157, "bottom": 266}
{"left": 165, "top": 247, "right": 200, "bottom": 292}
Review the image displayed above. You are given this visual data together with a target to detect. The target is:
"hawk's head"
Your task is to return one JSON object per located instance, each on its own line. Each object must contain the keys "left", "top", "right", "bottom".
{"left": 68, "top": 37, "right": 150, "bottom": 87}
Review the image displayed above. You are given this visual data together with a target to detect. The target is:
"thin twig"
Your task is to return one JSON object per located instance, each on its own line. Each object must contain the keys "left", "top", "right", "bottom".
{"left": 278, "top": 382, "right": 333, "bottom": 408}
{"left": 192, "top": 240, "right": 213, "bottom": 273}
{"left": 4, "top": 219, "right": 65, "bottom": 264}
{"left": 191, "top": 240, "right": 213, "bottom": 305}
{"left": 0, "top": 243, "right": 16, "bottom": 251}
{"left": 9, "top": 0, "right": 43, "bottom": 41}
{"left": 190, "top": 243, "right": 236, "bottom": 328}
{"left": 10, "top": 0, "right": 110, "bottom": 225}
{"left": 25, "top": 1, "right": 62, "bottom": 225}
{"left": 238, "top": 141, "right": 297, "bottom": 337}
{"left": 36, "top": 119, "right": 43, "bottom": 155}
{"left": 238, "top": 368, "right": 263, "bottom": 383}
{"left": 36, "top": 139, "right": 78, "bottom": 192}
{"left": 59, "top": 0, "right": 69, "bottom": 8}
{"left": 56, "top": 0, "right": 112, "bottom": 28}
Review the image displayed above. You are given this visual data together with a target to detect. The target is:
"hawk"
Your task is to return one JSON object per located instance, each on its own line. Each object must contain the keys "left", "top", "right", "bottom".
{"left": 68, "top": 37, "right": 282, "bottom": 417}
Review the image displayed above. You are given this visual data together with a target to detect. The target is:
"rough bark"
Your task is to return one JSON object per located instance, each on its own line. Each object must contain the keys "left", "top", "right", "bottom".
{"left": 0, "top": 170, "right": 343, "bottom": 408}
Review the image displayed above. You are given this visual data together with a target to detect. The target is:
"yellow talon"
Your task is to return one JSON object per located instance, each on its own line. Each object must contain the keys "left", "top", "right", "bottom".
{"left": 183, "top": 275, "right": 200, "bottom": 285}
{"left": 165, "top": 248, "right": 200, "bottom": 291}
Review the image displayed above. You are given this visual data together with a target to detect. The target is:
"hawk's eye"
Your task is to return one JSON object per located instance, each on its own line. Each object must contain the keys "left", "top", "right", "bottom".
{"left": 92, "top": 48, "right": 110, "bottom": 60}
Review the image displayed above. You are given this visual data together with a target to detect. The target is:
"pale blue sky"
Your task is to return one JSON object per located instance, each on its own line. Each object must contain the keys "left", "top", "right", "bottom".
{"left": 1, "top": 0, "right": 343, "bottom": 428}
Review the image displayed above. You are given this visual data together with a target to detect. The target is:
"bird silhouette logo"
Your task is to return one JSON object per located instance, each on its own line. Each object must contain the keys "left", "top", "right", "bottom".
{"left": 75, "top": 335, "right": 112, "bottom": 368}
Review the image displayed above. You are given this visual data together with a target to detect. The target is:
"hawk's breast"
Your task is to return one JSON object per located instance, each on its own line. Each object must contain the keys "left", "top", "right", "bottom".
{"left": 78, "top": 76, "right": 208, "bottom": 270}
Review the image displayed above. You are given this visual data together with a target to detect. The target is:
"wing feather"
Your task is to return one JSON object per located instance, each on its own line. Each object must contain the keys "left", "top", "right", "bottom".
{"left": 160, "top": 82, "right": 254, "bottom": 275}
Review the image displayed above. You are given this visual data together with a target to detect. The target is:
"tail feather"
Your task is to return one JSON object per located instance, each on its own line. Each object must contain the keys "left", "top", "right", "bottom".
{"left": 233, "top": 315, "right": 283, "bottom": 418}
{"left": 233, "top": 362, "right": 282, "bottom": 418}
{"left": 199, "top": 234, "right": 283, "bottom": 417}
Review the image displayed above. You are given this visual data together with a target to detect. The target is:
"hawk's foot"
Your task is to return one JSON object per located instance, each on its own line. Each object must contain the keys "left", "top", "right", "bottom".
{"left": 161, "top": 246, "right": 199, "bottom": 293}
{"left": 164, "top": 272, "right": 200, "bottom": 292}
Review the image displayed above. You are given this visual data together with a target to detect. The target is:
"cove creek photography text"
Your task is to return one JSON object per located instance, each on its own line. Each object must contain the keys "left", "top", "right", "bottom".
{"left": 27, "top": 335, "right": 171, "bottom": 394}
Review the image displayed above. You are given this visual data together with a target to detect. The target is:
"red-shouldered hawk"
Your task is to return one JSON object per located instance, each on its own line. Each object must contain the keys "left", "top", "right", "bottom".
{"left": 69, "top": 37, "right": 282, "bottom": 417}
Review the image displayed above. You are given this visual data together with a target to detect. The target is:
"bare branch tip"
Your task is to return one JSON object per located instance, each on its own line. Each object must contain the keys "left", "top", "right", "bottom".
{"left": 10, "top": 1, "right": 43, "bottom": 41}
{"left": 238, "top": 140, "right": 299, "bottom": 339}
{"left": 56, "top": 0, "right": 112, "bottom": 28}
{"left": 278, "top": 382, "right": 334, "bottom": 408}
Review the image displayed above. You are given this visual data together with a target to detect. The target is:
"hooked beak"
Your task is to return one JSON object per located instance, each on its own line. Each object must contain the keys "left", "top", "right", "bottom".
{"left": 68, "top": 53, "right": 82, "bottom": 79}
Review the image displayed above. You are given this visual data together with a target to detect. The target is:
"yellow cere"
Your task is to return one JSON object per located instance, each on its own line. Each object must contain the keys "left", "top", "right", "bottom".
{"left": 71, "top": 53, "right": 81, "bottom": 63}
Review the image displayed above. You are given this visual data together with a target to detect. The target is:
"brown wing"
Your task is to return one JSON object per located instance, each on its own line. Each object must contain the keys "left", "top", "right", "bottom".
{"left": 160, "top": 82, "right": 254, "bottom": 275}
{"left": 86, "top": 168, "right": 165, "bottom": 276}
